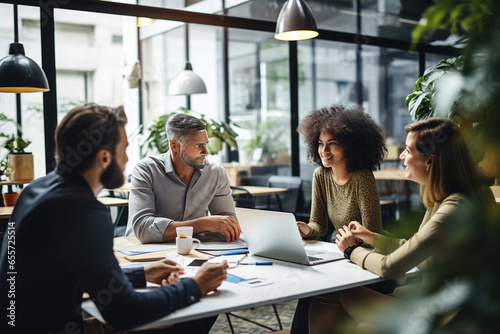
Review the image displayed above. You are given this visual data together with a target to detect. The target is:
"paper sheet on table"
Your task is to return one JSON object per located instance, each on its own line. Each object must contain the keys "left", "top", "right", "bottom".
{"left": 117, "top": 244, "right": 176, "bottom": 256}
{"left": 166, "top": 252, "right": 207, "bottom": 267}
{"left": 120, "top": 262, "right": 151, "bottom": 269}
{"left": 197, "top": 240, "right": 247, "bottom": 251}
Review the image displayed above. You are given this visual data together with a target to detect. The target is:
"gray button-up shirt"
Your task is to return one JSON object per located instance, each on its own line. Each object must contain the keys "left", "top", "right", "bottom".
{"left": 125, "top": 151, "right": 236, "bottom": 243}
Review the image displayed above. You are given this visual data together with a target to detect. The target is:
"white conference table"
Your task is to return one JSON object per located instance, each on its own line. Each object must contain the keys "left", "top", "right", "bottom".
{"left": 81, "top": 241, "right": 386, "bottom": 331}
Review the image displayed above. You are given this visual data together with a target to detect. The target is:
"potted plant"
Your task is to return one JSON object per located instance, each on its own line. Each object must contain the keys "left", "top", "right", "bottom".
{"left": 242, "top": 117, "right": 290, "bottom": 164}
{"left": 0, "top": 134, "right": 33, "bottom": 207}
{"left": 406, "top": 0, "right": 500, "bottom": 182}
{"left": 404, "top": 55, "right": 489, "bottom": 165}
{"left": 139, "top": 107, "right": 239, "bottom": 158}
{"left": 0, "top": 112, "right": 33, "bottom": 182}
{"left": 2, "top": 134, "right": 33, "bottom": 181}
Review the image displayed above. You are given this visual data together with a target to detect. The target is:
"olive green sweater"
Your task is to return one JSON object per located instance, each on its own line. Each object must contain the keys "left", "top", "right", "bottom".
{"left": 306, "top": 167, "right": 383, "bottom": 239}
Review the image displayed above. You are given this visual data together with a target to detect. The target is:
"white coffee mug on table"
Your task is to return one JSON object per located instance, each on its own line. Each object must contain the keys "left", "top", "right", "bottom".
{"left": 176, "top": 236, "right": 201, "bottom": 255}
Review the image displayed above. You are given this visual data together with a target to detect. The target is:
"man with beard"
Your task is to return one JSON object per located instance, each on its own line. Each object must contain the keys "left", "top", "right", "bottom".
{"left": 126, "top": 113, "right": 241, "bottom": 243}
{"left": 0, "top": 104, "right": 228, "bottom": 333}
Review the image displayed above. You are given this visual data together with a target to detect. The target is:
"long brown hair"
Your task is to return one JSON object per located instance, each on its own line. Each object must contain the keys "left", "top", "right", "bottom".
{"left": 405, "top": 118, "right": 486, "bottom": 208}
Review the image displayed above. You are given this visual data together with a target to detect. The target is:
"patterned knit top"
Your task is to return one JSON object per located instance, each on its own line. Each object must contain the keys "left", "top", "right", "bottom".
{"left": 305, "top": 167, "right": 383, "bottom": 239}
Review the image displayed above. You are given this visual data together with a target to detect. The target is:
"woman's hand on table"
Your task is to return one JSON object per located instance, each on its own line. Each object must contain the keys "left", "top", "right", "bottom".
{"left": 297, "top": 221, "right": 312, "bottom": 238}
{"left": 144, "top": 259, "right": 185, "bottom": 286}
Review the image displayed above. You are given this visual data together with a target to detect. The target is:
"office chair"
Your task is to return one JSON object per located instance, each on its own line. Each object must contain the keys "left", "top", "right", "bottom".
{"left": 267, "top": 175, "right": 302, "bottom": 213}
{"left": 239, "top": 176, "right": 270, "bottom": 210}
{"left": 99, "top": 189, "right": 128, "bottom": 237}
{"left": 230, "top": 186, "right": 256, "bottom": 209}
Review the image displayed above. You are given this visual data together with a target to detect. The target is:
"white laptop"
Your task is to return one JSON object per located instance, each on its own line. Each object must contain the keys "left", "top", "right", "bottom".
{"left": 235, "top": 207, "right": 345, "bottom": 265}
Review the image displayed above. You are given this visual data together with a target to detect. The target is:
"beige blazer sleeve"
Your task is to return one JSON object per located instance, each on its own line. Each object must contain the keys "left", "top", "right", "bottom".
{"left": 350, "top": 194, "right": 463, "bottom": 279}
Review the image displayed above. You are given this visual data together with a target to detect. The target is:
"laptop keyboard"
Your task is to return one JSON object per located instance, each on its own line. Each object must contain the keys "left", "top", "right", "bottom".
{"left": 306, "top": 250, "right": 325, "bottom": 261}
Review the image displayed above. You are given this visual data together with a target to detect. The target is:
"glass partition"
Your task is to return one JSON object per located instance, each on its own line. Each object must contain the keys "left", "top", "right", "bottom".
{"left": 140, "top": 22, "right": 222, "bottom": 158}
{"left": 426, "top": 52, "right": 452, "bottom": 68}
{"left": 227, "top": 28, "right": 291, "bottom": 174}
{"left": 361, "top": 0, "right": 451, "bottom": 43}
{"left": 53, "top": 9, "right": 140, "bottom": 177}
{"left": 0, "top": 5, "right": 45, "bottom": 179}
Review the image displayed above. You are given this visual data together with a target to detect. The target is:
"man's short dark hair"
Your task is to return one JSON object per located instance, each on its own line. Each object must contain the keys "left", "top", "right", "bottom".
{"left": 55, "top": 103, "right": 127, "bottom": 173}
{"left": 166, "top": 113, "right": 206, "bottom": 143}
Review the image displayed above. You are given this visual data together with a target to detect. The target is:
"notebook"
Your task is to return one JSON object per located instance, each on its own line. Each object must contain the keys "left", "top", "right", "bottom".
{"left": 235, "top": 207, "right": 345, "bottom": 265}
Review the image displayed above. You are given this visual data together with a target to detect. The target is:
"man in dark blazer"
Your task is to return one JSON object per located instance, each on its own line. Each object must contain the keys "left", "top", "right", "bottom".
{"left": 0, "top": 103, "right": 227, "bottom": 333}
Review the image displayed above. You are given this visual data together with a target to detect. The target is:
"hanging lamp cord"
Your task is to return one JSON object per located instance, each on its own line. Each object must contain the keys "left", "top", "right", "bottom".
{"left": 14, "top": 2, "right": 19, "bottom": 43}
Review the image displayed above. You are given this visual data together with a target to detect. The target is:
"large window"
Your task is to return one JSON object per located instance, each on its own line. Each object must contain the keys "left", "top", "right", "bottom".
{"left": 365, "top": 47, "right": 418, "bottom": 145}
{"left": 360, "top": 0, "right": 452, "bottom": 43}
{"left": 0, "top": 0, "right": 456, "bottom": 206}
{"left": 141, "top": 23, "right": 221, "bottom": 126}
{"left": 0, "top": 5, "right": 45, "bottom": 179}
{"left": 53, "top": 9, "right": 140, "bottom": 176}
{"left": 228, "top": 28, "right": 291, "bottom": 170}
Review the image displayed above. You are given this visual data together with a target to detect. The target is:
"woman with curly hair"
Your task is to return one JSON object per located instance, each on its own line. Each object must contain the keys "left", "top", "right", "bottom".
{"left": 296, "top": 104, "right": 387, "bottom": 240}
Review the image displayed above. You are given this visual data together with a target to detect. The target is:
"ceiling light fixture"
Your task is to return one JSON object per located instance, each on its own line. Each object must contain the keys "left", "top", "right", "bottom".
{"left": 137, "top": 17, "right": 153, "bottom": 27}
{"left": 0, "top": 2, "right": 49, "bottom": 93}
{"left": 274, "top": 0, "right": 319, "bottom": 41}
{"left": 169, "top": 24, "right": 207, "bottom": 97}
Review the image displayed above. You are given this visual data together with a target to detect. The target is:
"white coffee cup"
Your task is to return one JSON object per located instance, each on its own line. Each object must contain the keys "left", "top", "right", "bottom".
{"left": 176, "top": 226, "right": 193, "bottom": 238}
{"left": 176, "top": 236, "right": 201, "bottom": 255}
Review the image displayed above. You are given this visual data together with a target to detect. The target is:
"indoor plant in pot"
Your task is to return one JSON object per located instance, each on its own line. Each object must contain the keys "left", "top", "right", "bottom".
{"left": 0, "top": 113, "right": 30, "bottom": 206}
{"left": 3, "top": 134, "right": 33, "bottom": 181}
{"left": 0, "top": 134, "right": 32, "bottom": 207}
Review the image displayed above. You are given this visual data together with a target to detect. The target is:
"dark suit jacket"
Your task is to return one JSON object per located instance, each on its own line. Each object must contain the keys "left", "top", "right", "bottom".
{"left": 0, "top": 165, "right": 201, "bottom": 333}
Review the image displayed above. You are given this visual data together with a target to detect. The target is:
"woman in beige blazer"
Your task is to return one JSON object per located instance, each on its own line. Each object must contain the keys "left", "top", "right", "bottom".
{"left": 304, "top": 118, "right": 495, "bottom": 334}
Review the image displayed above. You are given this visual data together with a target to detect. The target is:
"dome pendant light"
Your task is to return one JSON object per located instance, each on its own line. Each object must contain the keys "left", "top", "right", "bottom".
{"left": 0, "top": 3, "right": 50, "bottom": 93}
{"left": 274, "top": 0, "right": 319, "bottom": 41}
{"left": 168, "top": 23, "right": 206, "bottom": 96}
{"left": 168, "top": 61, "right": 207, "bottom": 95}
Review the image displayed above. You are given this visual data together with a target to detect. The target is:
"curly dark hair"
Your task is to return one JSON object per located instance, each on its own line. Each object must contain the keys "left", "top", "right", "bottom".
{"left": 297, "top": 104, "right": 387, "bottom": 172}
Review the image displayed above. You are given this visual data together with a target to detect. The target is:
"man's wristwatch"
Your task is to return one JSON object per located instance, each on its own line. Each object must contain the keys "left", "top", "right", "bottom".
{"left": 344, "top": 245, "right": 359, "bottom": 261}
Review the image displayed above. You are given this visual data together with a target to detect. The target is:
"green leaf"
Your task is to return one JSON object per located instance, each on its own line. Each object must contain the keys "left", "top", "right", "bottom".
{"left": 207, "top": 137, "right": 223, "bottom": 155}
{"left": 405, "top": 93, "right": 417, "bottom": 107}
{"left": 413, "top": 76, "right": 425, "bottom": 91}
{"left": 408, "top": 92, "right": 432, "bottom": 120}
{"left": 0, "top": 113, "right": 22, "bottom": 132}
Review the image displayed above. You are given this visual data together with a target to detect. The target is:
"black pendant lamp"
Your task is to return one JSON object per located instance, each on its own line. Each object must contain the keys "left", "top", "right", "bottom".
{"left": 274, "top": 0, "right": 319, "bottom": 41}
{"left": 0, "top": 3, "right": 50, "bottom": 93}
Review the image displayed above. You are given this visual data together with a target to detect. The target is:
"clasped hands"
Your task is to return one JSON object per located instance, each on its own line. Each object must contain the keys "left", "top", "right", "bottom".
{"left": 335, "top": 221, "right": 374, "bottom": 253}
{"left": 144, "top": 259, "right": 228, "bottom": 295}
